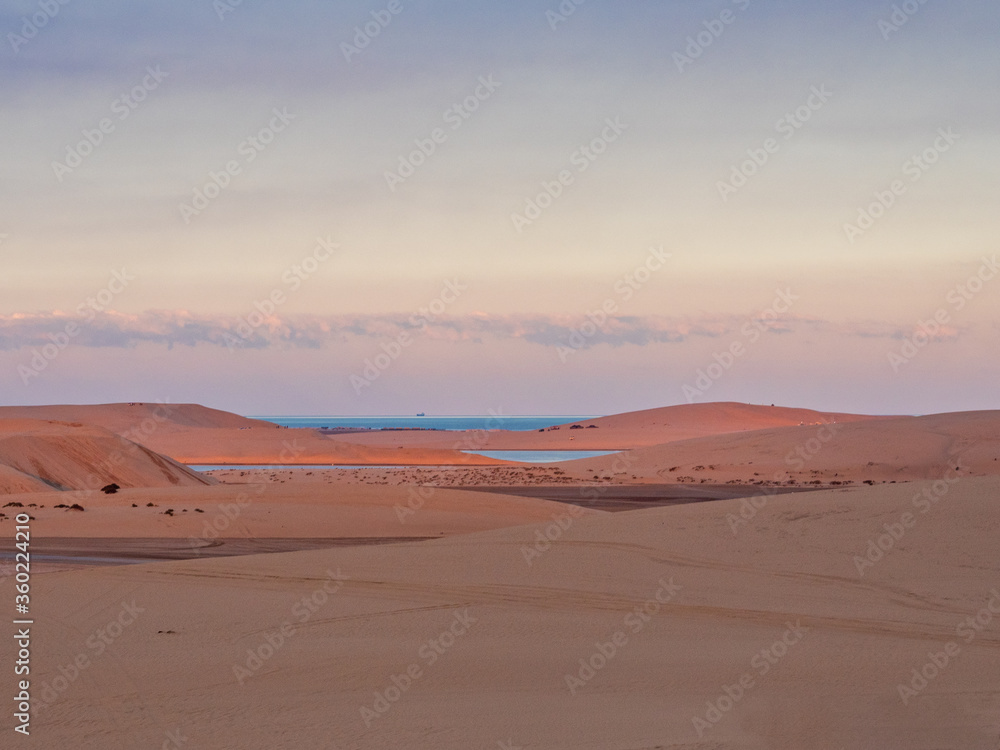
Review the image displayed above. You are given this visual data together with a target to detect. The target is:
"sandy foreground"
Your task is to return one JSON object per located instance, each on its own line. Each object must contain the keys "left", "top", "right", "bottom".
{"left": 1, "top": 476, "right": 998, "bottom": 749}
{"left": 1, "top": 402, "right": 999, "bottom": 748}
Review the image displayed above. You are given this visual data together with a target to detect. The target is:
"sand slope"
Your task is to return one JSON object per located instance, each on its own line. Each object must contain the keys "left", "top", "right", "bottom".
{"left": 0, "top": 402, "right": 893, "bottom": 459}
{"left": 331, "top": 401, "right": 890, "bottom": 451}
{"left": 0, "top": 419, "right": 214, "bottom": 494}
{"left": 7, "top": 476, "right": 999, "bottom": 749}
{"left": 561, "top": 409, "right": 1000, "bottom": 485}
{"left": 0, "top": 403, "right": 513, "bottom": 466}
{"left": 0, "top": 463, "right": 52, "bottom": 494}
{"left": 0, "top": 402, "right": 268, "bottom": 432}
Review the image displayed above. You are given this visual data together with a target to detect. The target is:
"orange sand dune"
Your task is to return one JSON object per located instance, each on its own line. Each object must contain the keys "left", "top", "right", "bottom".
{"left": 9, "top": 476, "right": 999, "bottom": 748}
{"left": 0, "top": 402, "right": 268, "bottom": 432}
{"left": 0, "top": 403, "right": 512, "bottom": 466}
{"left": 0, "top": 418, "right": 214, "bottom": 494}
{"left": 330, "top": 401, "right": 891, "bottom": 451}
{"left": 561, "top": 409, "right": 1000, "bottom": 485}
{"left": 0, "top": 401, "right": 894, "bottom": 465}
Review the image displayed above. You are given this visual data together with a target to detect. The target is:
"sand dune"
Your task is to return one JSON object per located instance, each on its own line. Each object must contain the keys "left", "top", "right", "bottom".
{"left": 560, "top": 408, "right": 1000, "bottom": 485}
{"left": 331, "top": 401, "right": 890, "bottom": 451}
{"left": 0, "top": 402, "right": 893, "bottom": 462}
{"left": 8, "top": 476, "right": 999, "bottom": 748}
{"left": 0, "top": 403, "right": 513, "bottom": 466}
{"left": 0, "top": 402, "right": 268, "bottom": 432}
{"left": 0, "top": 419, "right": 213, "bottom": 494}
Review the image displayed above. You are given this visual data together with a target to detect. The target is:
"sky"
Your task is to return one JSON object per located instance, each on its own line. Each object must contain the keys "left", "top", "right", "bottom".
{"left": 1, "top": 0, "right": 997, "bottom": 416}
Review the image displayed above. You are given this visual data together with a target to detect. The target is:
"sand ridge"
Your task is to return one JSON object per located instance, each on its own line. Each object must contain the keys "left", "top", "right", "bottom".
{"left": 0, "top": 418, "right": 213, "bottom": 494}
{"left": 553, "top": 408, "right": 1000, "bottom": 485}
{"left": 0, "top": 401, "right": 899, "bottom": 465}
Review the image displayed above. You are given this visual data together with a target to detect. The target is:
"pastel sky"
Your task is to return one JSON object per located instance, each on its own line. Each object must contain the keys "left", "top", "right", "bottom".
{"left": 1, "top": 0, "right": 997, "bottom": 416}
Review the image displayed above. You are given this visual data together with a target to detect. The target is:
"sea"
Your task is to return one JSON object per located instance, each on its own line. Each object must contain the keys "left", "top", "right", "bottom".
{"left": 250, "top": 415, "right": 600, "bottom": 431}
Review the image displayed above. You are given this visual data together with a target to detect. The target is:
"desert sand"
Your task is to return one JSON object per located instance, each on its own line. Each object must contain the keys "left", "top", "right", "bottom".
{"left": 329, "top": 401, "right": 890, "bottom": 450}
{"left": 1, "top": 401, "right": 998, "bottom": 749}
{"left": 2, "top": 475, "right": 998, "bottom": 748}
{"left": 0, "top": 401, "right": 893, "bottom": 464}
{"left": 0, "top": 418, "right": 212, "bottom": 494}
{"left": 1, "top": 482, "right": 601, "bottom": 540}
{"left": 557, "top": 409, "right": 1000, "bottom": 485}
{"left": 0, "top": 403, "right": 512, "bottom": 467}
